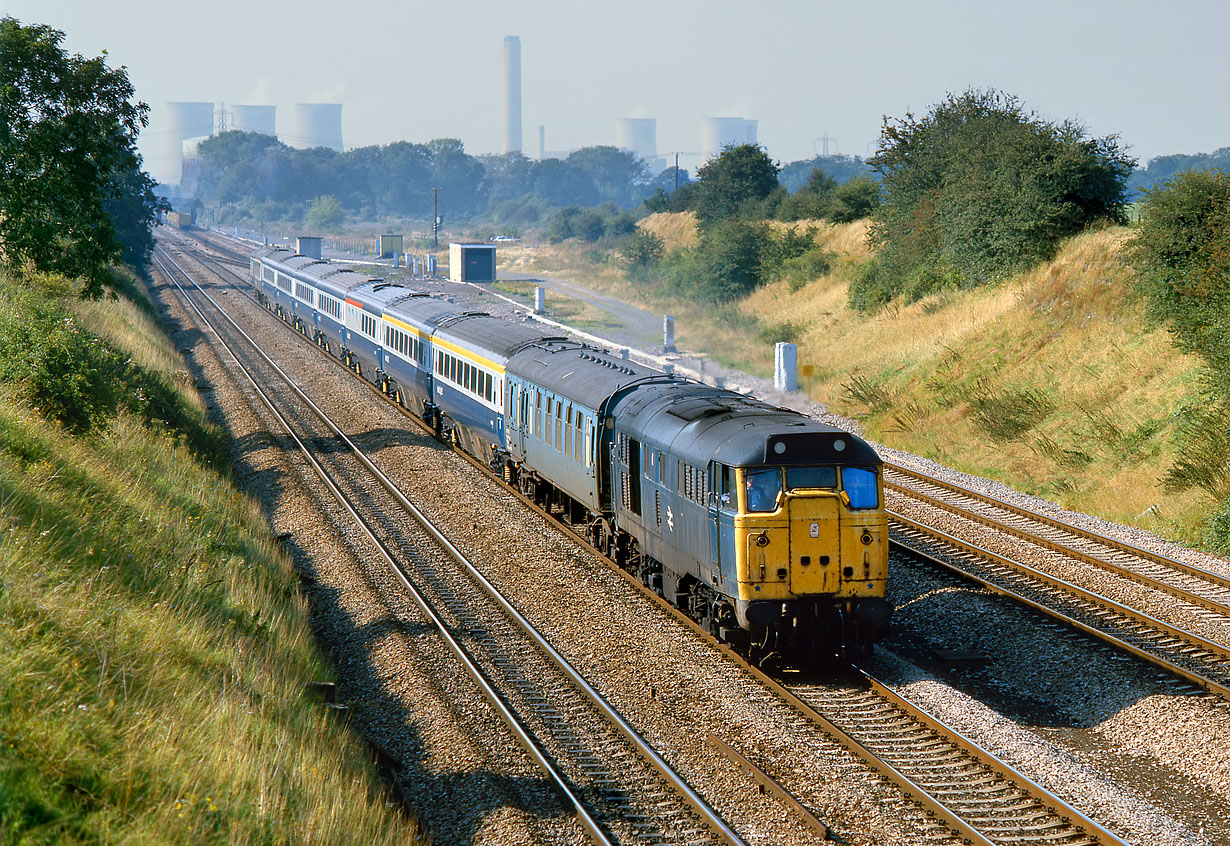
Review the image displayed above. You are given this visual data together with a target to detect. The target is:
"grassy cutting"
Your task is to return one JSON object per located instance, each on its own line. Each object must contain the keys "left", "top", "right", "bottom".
{"left": 0, "top": 266, "right": 420, "bottom": 844}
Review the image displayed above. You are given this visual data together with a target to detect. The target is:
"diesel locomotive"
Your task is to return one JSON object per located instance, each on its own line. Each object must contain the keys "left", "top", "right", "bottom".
{"left": 250, "top": 245, "right": 892, "bottom": 660}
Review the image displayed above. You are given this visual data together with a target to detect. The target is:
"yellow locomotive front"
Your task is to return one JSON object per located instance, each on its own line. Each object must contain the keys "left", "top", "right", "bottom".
{"left": 727, "top": 458, "right": 891, "bottom": 657}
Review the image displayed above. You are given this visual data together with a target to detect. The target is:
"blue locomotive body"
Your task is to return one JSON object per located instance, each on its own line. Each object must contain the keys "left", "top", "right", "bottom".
{"left": 249, "top": 245, "right": 891, "bottom": 659}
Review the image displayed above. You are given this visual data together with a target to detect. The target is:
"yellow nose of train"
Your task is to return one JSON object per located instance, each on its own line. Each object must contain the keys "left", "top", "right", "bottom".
{"left": 737, "top": 489, "right": 888, "bottom": 602}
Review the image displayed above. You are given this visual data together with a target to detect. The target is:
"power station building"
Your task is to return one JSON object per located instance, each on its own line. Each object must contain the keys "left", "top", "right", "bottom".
{"left": 504, "top": 36, "right": 522, "bottom": 154}
{"left": 230, "top": 104, "right": 277, "bottom": 136}
{"left": 282, "top": 103, "right": 343, "bottom": 151}
{"left": 701, "top": 117, "right": 758, "bottom": 160}
{"left": 155, "top": 101, "right": 215, "bottom": 187}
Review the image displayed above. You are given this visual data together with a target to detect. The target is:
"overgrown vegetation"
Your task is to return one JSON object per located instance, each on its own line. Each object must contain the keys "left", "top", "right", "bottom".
{"left": 849, "top": 89, "right": 1135, "bottom": 311}
{"left": 0, "top": 266, "right": 418, "bottom": 843}
{"left": 1130, "top": 169, "right": 1230, "bottom": 552}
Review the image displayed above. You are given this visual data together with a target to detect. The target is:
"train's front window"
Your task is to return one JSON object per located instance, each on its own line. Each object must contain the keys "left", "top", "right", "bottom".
{"left": 743, "top": 468, "right": 782, "bottom": 513}
{"left": 842, "top": 467, "right": 879, "bottom": 509}
{"left": 785, "top": 466, "right": 837, "bottom": 491}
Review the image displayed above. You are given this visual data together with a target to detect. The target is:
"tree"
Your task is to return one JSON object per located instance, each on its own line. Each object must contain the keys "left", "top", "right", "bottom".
{"left": 0, "top": 17, "right": 161, "bottom": 296}
{"left": 1129, "top": 170, "right": 1230, "bottom": 552}
{"left": 305, "top": 195, "right": 344, "bottom": 231}
{"left": 826, "top": 176, "right": 881, "bottom": 223}
{"left": 851, "top": 89, "right": 1134, "bottom": 310}
{"left": 1129, "top": 169, "right": 1230, "bottom": 390}
{"left": 565, "top": 146, "right": 651, "bottom": 208}
{"left": 691, "top": 144, "right": 780, "bottom": 228}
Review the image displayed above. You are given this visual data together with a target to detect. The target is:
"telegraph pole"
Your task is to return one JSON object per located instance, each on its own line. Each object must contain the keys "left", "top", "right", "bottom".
{"left": 432, "top": 187, "right": 442, "bottom": 249}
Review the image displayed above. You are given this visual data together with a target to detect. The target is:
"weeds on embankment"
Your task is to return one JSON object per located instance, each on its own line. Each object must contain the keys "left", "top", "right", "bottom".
{"left": 0, "top": 266, "right": 419, "bottom": 844}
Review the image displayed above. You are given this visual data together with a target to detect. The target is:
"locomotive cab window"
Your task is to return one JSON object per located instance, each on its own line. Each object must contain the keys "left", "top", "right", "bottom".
{"left": 785, "top": 466, "right": 838, "bottom": 491}
{"left": 842, "top": 467, "right": 880, "bottom": 509}
{"left": 743, "top": 468, "right": 782, "bottom": 513}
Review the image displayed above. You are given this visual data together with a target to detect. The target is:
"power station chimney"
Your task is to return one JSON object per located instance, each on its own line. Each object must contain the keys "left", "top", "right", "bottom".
{"left": 504, "top": 36, "right": 522, "bottom": 154}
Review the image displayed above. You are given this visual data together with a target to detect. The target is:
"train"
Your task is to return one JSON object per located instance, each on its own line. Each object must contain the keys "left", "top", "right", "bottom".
{"left": 249, "top": 244, "right": 892, "bottom": 662}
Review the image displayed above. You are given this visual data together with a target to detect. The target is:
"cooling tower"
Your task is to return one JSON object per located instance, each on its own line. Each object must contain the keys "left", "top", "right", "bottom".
{"left": 282, "top": 103, "right": 343, "bottom": 152}
{"left": 701, "top": 117, "right": 758, "bottom": 161}
{"left": 156, "top": 101, "right": 215, "bottom": 186}
{"left": 504, "top": 36, "right": 522, "bottom": 154}
{"left": 231, "top": 104, "right": 276, "bottom": 136}
{"left": 616, "top": 118, "right": 657, "bottom": 161}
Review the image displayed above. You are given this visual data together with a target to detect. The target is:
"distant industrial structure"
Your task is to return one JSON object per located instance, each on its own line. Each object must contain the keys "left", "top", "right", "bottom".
{"left": 230, "top": 104, "right": 277, "bottom": 136}
{"left": 155, "top": 101, "right": 215, "bottom": 187}
{"left": 701, "top": 117, "right": 758, "bottom": 160}
{"left": 504, "top": 36, "right": 522, "bottom": 154}
{"left": 283, "top": 103, "right": 343, "bottom": 152}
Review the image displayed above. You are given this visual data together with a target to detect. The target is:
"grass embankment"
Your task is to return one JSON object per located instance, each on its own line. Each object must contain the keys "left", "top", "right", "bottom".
{"left": 497, "top": 217, "right": 1213, "bottom": 547}
{"left": 0, "top": 267, "right": 418, "bottom": 843}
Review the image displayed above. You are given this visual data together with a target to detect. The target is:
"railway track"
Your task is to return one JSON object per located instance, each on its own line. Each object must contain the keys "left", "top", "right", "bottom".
{"left": 152, "top": 243, "right": 743, "bottom": 846}
{"left": 168, "top": 230, "right": 1146, "bottom": 845}
{"left": 884, "top": 464, "right": 1230, "bottom": 700}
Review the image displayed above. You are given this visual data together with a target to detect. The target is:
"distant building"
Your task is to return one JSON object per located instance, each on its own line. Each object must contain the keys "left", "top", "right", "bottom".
{"left": 450, "top": 243, "right": 496, "bottom": 283}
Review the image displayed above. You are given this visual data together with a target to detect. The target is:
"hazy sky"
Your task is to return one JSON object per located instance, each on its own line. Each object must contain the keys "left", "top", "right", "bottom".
{"left": 7, "top": 0, "right": 1229, "bottom": 179}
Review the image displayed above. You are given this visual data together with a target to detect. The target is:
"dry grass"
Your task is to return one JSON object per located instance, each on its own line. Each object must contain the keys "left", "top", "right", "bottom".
{"left": 637, "top": 211, "right": 698, "bottom": 250}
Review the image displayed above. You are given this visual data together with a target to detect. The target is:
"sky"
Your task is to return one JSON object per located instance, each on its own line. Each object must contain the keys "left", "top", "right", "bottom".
{"left": 7, "top": 0, "right": 1230, "bottom": 183}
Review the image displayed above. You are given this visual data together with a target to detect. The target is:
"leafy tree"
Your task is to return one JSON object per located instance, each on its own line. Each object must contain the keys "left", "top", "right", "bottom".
{"left": 0, "top": 17, "right": 161, "bottom": 296}
{"left": 565, "top": 146, "right": 651, "bottom": 207}
{"left": 826, "top": 176, "right": 881, "bottom": 223}
{"left": 665, "top": 219, "right": 771, "bottom": 302}
{"left": 531, "top": 157, "right": 601, "bottom": 207}
{"left": 643, "top": 181, "right": 696, "bottom": 214}
{"left": 778, "top": 167, "right": 837, "bottom": 220}
{"left": 1128, "top": 147, "right": 1230, "bottom": 199}
{"left": 1129, "top": 169, "right": 1230, "bottom": 392}
{"left": 850, "top": 89, "right": 1134, "bottom": 310}
{"left": 618, "top": 229, "right": 664, "bottom": 279}
{"left": 691, "top": 144, "right": 780, "bottom": 229}
{"left": 778, "top": 154, "right": 872, "bottom": 192}
{"left": 305, "top": 195, "right": 344, "bottom": 230}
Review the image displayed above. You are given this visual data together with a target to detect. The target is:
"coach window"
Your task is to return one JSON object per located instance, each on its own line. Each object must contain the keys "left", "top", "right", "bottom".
{"left": 555, "top": 402, "right": 563, "bottom": 451}
{"left": 573, "top": 410, "right": 583, "bottom": 462}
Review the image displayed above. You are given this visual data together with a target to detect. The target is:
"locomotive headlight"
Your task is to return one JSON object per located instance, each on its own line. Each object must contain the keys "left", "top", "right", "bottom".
{"left": 755, "top": 532, "right": 770, "bottom": 547}
{"left": 833, "top": 438, "right": 846, "bottom": 452}
{"left": 861, "top": 531, "right": 874, "bottom": 546}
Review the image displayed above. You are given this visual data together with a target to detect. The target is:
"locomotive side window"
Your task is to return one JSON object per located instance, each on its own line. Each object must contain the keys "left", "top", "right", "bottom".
{"left": 715, "top": 463, "right": 733, "bottom": 509}
{"left": 842, "top": 467, "right": 879, "bottom": 509}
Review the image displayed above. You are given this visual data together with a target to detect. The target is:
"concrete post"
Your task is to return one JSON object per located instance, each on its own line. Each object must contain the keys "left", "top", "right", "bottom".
{"left": 663, "top": 315, "right": 676, "bottom": 352}
{"left": 534, "top": 286, "right": 545, "bottom": 314}
{"left": 774, "top": 343, "right": 798, "bottom": 392}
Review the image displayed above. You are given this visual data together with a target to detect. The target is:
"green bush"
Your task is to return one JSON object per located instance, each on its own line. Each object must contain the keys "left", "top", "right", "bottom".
{"left": 0, "top": 274, "right": 227, "bottom": 459}
{"left": 851, "top": 89, "right": 1133, "bottom": 311}
{"left": 0, "top": 284, "right": 122, "bottom": 433}
{"left": 1205, "top": 497, "right": 1230, "bottom": 555}
{"left": 1129, "top": 169, "right": 1230, "bottom": 395}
